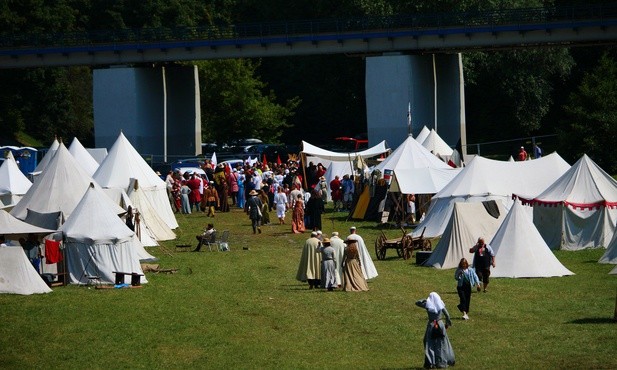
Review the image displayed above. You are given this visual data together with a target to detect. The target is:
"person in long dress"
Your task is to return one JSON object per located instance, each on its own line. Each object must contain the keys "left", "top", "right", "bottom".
{"left": 246, "top": 190, "right": 263, "bottom": 234}
{"left": 273, "top": 186, "right": 288, "bottom": 224}
{"left": 296, "top": 231, "right": 322, "bottom": 289}
{"left": 345, "top": 226, "right": 378, "bottom": 280}
{"left": 415, "top": 292, "right": 455, "bottom": 369}
{"left": 319, "top": 238, "right": 337, "bottom": 291}
{"left": 330, "top": 232, "right": 345, "bottom": 287}
{"left": 341, "top": 239, "right": 368, "bottom": 292}
{"left": 180, "top": 181, "right": 191, "bottom": 214}
{"left": 305, "top": 190, "right": 325, "bottom": 231}
{"left": 291, "top": 194, "right": 305, "bottom": 234}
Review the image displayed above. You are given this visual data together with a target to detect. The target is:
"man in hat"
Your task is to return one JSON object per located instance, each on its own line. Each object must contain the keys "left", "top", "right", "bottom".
{"left": 346, "top": 226, "right": 378, "bottom": 280}
{"left": 246, "top": 189, "right": 263, "bottom": 234}
{"left": 202, "top": 181, "right": 219, "bottom": 217}
{"left": 296, "top": 231, "right": 322, "bottom": 289}
{"left": 517, "top": 146, "right": 528, "bottom": 161}
{"left": 330, "top": 231, "right": 346, "bottom": 287}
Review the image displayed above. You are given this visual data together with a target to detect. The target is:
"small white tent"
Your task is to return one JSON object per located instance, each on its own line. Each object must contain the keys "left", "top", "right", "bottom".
{"left": 414, "top": 153, "right": 571, "bottom": 239}
{"left": 422, "top": 201, "right": 506, "bottom": 269}
{"left": 490, "top": 201, "right": 574, "bottom": 278}
{"left": 68, "top": 137, "right": 100, "bottom": 176}
{"left": 518, "top": 154, "right": 617, "bottom": 250}
{"left": 0, "top": 151, "right": 32, "bottom": 208}
{"left": 0, "top": 246, "right": 52, "bottom": 295}
{"left": 60, "top": 184, "right": 147, "bottom": 285}
{"left": 421, "top": 129, "right": 454, "bottom": 157}
{"left": 599, "top": 229, "right": 617, "bottom": 264}
{"left": 32, "top": 137, "right": 60, "bottom": 175}
{"left": 94, "top": 132, "right": 178, "bottom": 230}
{"left": 415, "top": 126, "right": 431, "bottom": 145}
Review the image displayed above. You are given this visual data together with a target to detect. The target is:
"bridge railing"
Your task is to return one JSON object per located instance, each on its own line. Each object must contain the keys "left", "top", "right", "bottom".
{"left": 0, "top": 3, "right": 616, "bottom": 49}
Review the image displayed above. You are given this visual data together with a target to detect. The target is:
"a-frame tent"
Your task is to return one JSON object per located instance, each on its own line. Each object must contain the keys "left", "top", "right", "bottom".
{"left": 60, "top": 184, "right": 147, "bottom": 285}
{"left": 490, "top": 201, "right": 574, "bottom": 278}
{"left": 0, "top": 151, "right": 32, "bottom": 208}
{"left": 94, "top": 132, "right": 178, "bottom": 230}
{"left": 422, "top": 201, "right": 506, "bottom": 269}
{"left": 414, "top": 152, "right": 571, "bottom": 239}
{"left": 517, "top": 154, "right": 617, "bottom": 250}
{"left": 68, "top": 137, "right": 100, "bottom": 177}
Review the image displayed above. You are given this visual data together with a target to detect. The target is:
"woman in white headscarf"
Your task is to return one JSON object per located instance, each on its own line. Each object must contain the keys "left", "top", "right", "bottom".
{"left": 415, "top": 292, "right": 455, "bottom": 368}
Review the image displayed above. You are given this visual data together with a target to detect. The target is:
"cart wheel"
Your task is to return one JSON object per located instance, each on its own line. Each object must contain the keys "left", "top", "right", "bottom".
{"left": 422, "top": 239, "right": 432, "bottom": 251}
{"left": 375, "top": 234, "right": 387, "bottom": 260}
{"left": 400, "top": 235, "right": 413, "bottom": 260}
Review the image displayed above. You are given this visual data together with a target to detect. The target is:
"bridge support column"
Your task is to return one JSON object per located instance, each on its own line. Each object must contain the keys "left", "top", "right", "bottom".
{"left": 365, "top": 53, "right": 466, "bottom": 155}
{"left": 93, "top": 65, "right": 202, "bottom": 162}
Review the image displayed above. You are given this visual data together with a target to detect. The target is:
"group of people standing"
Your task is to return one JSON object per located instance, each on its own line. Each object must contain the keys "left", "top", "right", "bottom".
{"left": 417, "top": 236, "right": 496, "bottom": 369}
{"left": 295, "top": 227, "right": 378, "bottom": 292}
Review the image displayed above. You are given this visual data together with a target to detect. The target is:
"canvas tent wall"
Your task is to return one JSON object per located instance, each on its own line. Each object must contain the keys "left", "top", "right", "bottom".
{"left": 599, "top": 228, "right": 617, "bottom": 264}
{"left": 0, "top": 246, "right": 52, "bottom": 295}
{"left": 68, "top": 137, "right": 100, "bottom": 177}
{"left": 93, "top": 132, "right": 178, "bottom": 230}
{"left": 0, "top": 151, "right": 32, "bottom": 208}
{"left": 60, "top": 185, "right": 147, "bottom": 285}
{"left": 422, "top": 201, "right": 506, "bottom": 269}
{"left": 490, "top": 201, "right": 574, "bottom": 278}
{"left": 127, "top": 178, "right": 175, "bottom": 242}
{"left": 10, "top": 143, "right": 112, "bottom": 221}
{"left": 518, "top": 154, "right": 617, "bottom": 250}
{"left": 413, "top": 153, "right": 571, "bottom": 238}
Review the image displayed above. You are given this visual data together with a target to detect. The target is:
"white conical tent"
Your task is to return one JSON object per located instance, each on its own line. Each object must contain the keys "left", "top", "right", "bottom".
{"left": 490, "top": 201, "right": 574, "bottom": 278}
{"left": 60, "top": 185, "right": 147, "bottom": 285}
{"left": 413, "top": 153, "right": 571, "bottom": 238}
{"left": 0, "top": 151, "right": 32, "bottom": 207}
{"left": 10, "top": 143, "right": 106, "bottom": 221}
{"left": 421, "top": 129, "right": 454, "bottom": 157}
{"left": 0, "top": 246, "right": 52, "bottom": 295}
{"left": 518, "top": 154, "right": 617, "bottom": 250}
{"left": 127, "top": 178, "right": 175, "bottom": 242}
{"left": 375, "top": 135, "right": 460, "bottom": 195}
{"left": 415, "top": 126, "right": 431, "bottom": 145}
{"left": 422, "top": 201, "right": 506, "bottom": 269}
{"left": 68, "top": 137, "right": 100, "bottom": 177}
{"left": 33, "top": 137, "right": 60, "bottom": 175}
{"left": 93, "top": 132, "right": 178, "bottom": 229}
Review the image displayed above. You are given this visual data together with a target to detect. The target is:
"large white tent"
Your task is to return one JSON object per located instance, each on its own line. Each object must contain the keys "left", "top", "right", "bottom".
{"left": 490, "top": 201, "right": 574, "bottom": 278}
{"left": 0, "top": 151, "right": 32, "bottom": 208}
{"left": 422, "top": 201, "right": 506, "bottom": 269}
{"left": 420, "top": 129, "right": 454, "bottom": 157}
{"left": 517, "top": 154, "right": 617, "bottom": 250}
{"left": 413, "top": 153, "right": 571, "bottom": 238}
{"left": 375, "top": 135, "right": 460, "bottom": 195}
{"left": 94, "top": 132, "right": 178, "bottom": 229}
{"left": 60, "top": 184, "right": 147, "bottom": 285}
{"left": 68, "top": 137, "right": 100, "bottom": 177}
{"left": 0, "top": 246, "right": 52, "bottom": 295}
{"left": 32, "top": 137, "right": 60, "bottom": 175}
{"left": 10, "top": 143, "right": 110, "bottom": 221}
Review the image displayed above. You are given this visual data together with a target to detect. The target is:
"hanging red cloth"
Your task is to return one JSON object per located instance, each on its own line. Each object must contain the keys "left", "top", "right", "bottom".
{"left": 45, "top": 239, "right": 63, "bottom": 264}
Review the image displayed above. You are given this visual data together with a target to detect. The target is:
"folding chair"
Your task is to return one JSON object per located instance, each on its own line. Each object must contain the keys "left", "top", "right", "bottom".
{"left": 205, "top": 231, "right": 218, "bottom": 252}
{"left": 217, "top": 230, "right": 230, "bottom": 251}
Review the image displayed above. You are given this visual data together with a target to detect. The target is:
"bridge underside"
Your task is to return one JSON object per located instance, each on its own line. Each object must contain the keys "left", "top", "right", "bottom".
{"left": 0, "top": 21, "right": 616, "bottom": 68}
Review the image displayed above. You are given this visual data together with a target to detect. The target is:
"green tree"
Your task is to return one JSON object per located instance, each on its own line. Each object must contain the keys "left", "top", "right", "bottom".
{"left": 196, "top": 59, "right": 300, "bottom": 144}
{"left": 559, "top": 52, "right": 617, "bottom": 173}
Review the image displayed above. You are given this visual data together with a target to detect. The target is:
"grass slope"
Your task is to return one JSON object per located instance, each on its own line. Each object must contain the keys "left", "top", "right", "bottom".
{"left": 1, "top": 205, "right": 615, "bottom": 369}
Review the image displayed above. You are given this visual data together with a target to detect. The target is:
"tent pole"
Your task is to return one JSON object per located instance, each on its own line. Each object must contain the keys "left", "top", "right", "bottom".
{"left": 300, "top": 152, "right": 308, "bottom": 190}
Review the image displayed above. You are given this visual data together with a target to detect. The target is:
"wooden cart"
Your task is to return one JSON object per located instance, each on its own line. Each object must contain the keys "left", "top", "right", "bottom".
{"left": 374, "top": 227, "right": 432, "bottom": 260}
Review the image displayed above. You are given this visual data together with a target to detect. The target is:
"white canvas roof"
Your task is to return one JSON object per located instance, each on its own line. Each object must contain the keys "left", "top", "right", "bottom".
{"left": 413, "top": 153, "right": 571, "bottom": 238}
{"left": 86, "top": 148, "right": 108, "bottom": 165}
{"left": 60, "top": 185, "right": 147, "bottom": 285}
{"left": 0, "top": 210, "right": 55, "bottom": 236}
{"left": 127, "top": 179, "right": 175, "bottom": 242}
{"left": 0, "top": 246, "right": 52, "bottom": 295}
{"left": 301, "top": 140, "right": 389, "bottom": 162}
{"left": 490, "top": 201, "right": 574, "bottom": 278}
{"left": 421, "top": 129, "right": 454, "bottom": 156}
{"left": 32, "top": 138, "right": 60, "bottom": 174}
{"left": 415, "top": 126, "right": 430, "bottom": 145}
{"left": 518, "top": 154, "right": 617, "bottom": 250}
{"left": 11, "top": 143, "right": 105, "bottom": 221}
{"left": 376, "top": 135, "right": 451, "bottom": 172}
{"left": 0, "top": 151, "right": 32, "bottom": 208}
{"left": 94, "top": 132, "right": 178, "bottom": 229}
{"left": 422, "top": 201, "right": 506, "bottom": 269}
{"left": 68, "top": 137, "right": 100, "bottom": 176}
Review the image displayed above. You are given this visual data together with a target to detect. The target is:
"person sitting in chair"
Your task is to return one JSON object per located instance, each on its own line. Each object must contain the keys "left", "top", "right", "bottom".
{"left": 193, "top": 223, "right": 216, "bottom": 252}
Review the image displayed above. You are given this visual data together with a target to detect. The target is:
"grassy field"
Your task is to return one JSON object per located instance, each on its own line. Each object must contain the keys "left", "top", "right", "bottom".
{"left": 1, "top": 205, "right": 616, "bottom": 369}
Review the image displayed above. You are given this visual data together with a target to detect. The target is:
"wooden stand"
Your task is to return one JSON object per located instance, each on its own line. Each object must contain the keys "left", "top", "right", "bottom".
{"left": 112, "top": 271, "right": 144, "bottom": 286}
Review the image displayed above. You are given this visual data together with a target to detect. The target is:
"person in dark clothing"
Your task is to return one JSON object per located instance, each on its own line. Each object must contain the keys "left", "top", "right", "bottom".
{"left": 469, "top": 237, "right": 496, "bottom": 293}
{"left": 246, "top": 190, "right": 263, "bottom": 234}
{"left": 305, "top": 190, "right": 325, "bottom": 230}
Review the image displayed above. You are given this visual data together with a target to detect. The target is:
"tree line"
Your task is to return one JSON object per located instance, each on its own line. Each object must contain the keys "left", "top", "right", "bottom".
{"left": 0, "top": 0, "right": 615, "bottom": 173}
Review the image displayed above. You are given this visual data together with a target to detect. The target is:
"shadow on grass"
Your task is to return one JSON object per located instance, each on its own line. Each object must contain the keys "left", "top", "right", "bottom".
{"left": 568, "top": 317, "right": 616, "bottom": 324}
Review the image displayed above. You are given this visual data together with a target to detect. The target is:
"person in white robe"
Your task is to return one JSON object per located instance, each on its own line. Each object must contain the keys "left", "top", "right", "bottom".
{"left": 345, "top": 226, "right": 378, "bottom": 280}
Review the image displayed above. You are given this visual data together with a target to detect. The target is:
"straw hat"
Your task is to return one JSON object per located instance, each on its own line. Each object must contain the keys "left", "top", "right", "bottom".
{"left": 249, "top": 190, "right": 259, "bottom": 196}
{"left": 322, "top": 238, "right": 331, "bottom": 245}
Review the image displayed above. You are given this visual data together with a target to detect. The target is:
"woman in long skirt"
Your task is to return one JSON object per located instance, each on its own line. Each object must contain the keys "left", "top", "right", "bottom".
{"left": 291, "top": 194, "right": 305, "bottom": 234}
{"left": 415, "top": 292, "right": 455, "bottom": 369}
{"left": 320, "top": 238, "right": 337, "bottom": 291}
{"left": 341, "top": 239, "right": 368, "bottom": 292}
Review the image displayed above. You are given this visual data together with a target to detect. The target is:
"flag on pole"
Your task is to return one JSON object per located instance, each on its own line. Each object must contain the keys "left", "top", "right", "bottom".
{"left": 211, "top": 152, "right": 217, "bottom": 167}
{"left": 407, "top": 102, "right": 412, "bottom": 131}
